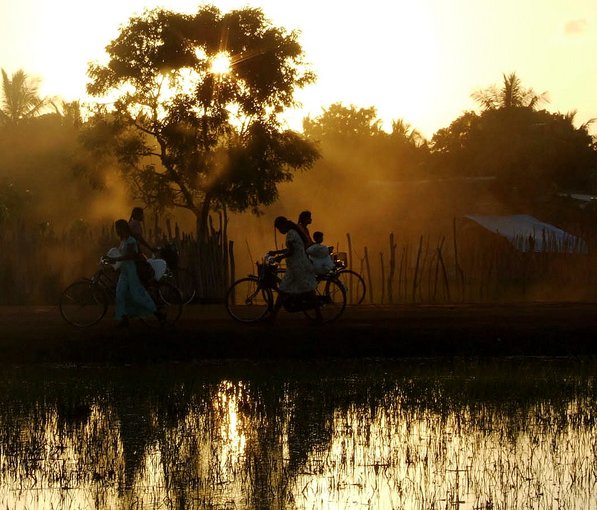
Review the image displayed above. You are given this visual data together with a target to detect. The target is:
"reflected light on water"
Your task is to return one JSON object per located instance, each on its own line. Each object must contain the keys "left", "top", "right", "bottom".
{"left": 0, "top": 362, "right": 594, "bottom": 509}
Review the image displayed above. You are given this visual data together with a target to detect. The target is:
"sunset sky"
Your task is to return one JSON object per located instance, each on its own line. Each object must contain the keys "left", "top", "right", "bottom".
{"left": 1, "top": 0, "right": 596, "bottom": 138}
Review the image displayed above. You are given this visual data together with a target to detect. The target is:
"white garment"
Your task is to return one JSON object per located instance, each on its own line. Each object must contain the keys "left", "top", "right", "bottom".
{"left": 307, "top": 243, "right": 335, "bottom": 275}
{"left": 106, "top": 247, "right": 167, "bottom": 281}
{"left": 148, "top": 258, "right": 167, "bottom": 281}
{"left": 106, "top": 247, "right": 122, "bottom": 270}
{"left": 279, "top": 229, "right": 317, "bottom": 294}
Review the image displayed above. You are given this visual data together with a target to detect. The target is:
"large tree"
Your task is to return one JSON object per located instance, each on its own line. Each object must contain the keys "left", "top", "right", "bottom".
{"left": 85, "top": 6, "right": 318, "bottom": 242}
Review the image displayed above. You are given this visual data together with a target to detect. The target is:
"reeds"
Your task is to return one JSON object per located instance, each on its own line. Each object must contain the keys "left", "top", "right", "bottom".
{"left": 0, "top": 360, "right": 594, "bottom": 509}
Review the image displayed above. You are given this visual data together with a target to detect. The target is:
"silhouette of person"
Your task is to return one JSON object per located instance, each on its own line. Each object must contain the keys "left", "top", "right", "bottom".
{"left": 268, "top": 216, "right": 318, "bottom": 320}
{"left": 306, "top": 231, "right": 335, "bottom": 275}
{"left": 106, "top": 219, "right": 165, "bottom": 327}
{"left": 128, "top": 207, "right": 156, "bottom": 255}
{"left": 297, "top": 210, "right": 314, "bottom": 247}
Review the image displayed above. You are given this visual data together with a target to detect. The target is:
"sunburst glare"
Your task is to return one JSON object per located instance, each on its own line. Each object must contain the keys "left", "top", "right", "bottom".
{"left": 210, "top": 51, "right": 232, "bottom": 75}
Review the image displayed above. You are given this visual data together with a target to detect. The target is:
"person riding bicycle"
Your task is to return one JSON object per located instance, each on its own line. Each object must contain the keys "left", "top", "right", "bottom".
{"left": 268, "top": 216, "right": 319, "bottom": 321}
{"left": 306, "top": 231, "right": 335, "bottom": 275}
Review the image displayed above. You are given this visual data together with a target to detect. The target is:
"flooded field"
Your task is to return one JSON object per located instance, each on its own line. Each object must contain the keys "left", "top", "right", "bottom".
{"left": 0, "top": 358, "right": 595, "bottom": 509}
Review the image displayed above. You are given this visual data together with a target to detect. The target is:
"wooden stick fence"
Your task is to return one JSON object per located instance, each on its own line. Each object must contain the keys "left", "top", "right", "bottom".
{"left": 2, "top": 218, "right": 597, "bottom": 305}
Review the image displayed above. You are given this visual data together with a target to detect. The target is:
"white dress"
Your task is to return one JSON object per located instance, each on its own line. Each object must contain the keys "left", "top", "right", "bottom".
{"left": 279, "top": 229, "right": 317, "bottom": 294}
{"left": 307, "top": 243, "right": 335, "bottom": 275}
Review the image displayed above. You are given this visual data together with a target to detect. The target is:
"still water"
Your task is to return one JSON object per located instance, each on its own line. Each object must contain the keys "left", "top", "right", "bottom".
{"left": 0, "top": 359, "right": 595, "bottom": 510}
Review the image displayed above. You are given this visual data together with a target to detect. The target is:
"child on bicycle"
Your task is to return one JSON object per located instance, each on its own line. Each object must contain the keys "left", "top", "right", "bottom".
{"left": 306, "top": 231, "right": 335, "bottom": 275}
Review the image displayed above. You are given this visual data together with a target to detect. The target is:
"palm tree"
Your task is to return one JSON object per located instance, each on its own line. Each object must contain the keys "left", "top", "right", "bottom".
{"left": 0, "top": 69, "right": 50, "bottom": 125}
{"left": 390, "top": 119, "right": 426, "bottom": 147}
{"left": 471, "top": 72, "right": 549, "bottom": 111}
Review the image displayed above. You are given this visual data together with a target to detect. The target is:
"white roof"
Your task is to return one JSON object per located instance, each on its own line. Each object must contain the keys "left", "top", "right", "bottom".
{"left": 465, "top": 214, "right": 588, "bottom": 254}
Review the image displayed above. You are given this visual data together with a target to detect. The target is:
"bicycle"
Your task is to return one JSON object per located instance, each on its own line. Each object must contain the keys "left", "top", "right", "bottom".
{"left": 59, "top": 257, "right": 184, "bottom": 327}
{"left": 225, "top": 254, "right": 347, "bottom": 324}
{"left": 156, "top": 243, "right": 197, "bottom": 305}
{"left": 331, "top": 254, "right": 367, "bottom": 305}
{"left": 279, "top": 251, "right": 367, "bottom": 305}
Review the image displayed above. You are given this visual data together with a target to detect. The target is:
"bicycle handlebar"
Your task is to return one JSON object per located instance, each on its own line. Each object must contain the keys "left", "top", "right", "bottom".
{"left": 263, "top": 253, "right": 278, "bottom": 265}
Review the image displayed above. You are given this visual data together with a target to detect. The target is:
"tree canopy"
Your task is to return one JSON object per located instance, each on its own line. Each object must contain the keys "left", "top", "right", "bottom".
{"left": 471, "top": 72, "right": 549, "bottom": 111}
{"left": 85, "top": 6, "right": 319, "bottom": 240}
{"left": 430, "top": 74, "right": 597, "bottom": 206}
{"left": 303, "top": 103, "right": 429, "bottom": 184}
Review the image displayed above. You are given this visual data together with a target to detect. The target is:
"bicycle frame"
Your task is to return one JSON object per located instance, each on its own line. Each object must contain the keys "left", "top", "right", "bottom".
{"left": 226, "top": 254, "right": 346, "bottom": 323}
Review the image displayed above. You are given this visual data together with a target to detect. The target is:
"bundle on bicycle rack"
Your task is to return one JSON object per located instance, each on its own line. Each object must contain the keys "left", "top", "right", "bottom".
{"left": 257, "top": 260, "right": 278, "bottom": 288}
{"left": 333, "top": 251, "right": 347, "bottom": 269}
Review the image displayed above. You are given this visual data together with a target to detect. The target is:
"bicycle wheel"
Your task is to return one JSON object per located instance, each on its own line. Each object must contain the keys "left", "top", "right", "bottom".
{"left": 152, "top": 280, "right": 184, "bottom": 324}
{"left": 173, "top": 267, "right": 196, "bottom": 305}
{"left": 336, "top": 269, "right": 366, "bottom": 304}
{"left": 59, "top": 279, "right": 109, "bottom": 327}
{"left": 304, "top": 276, "right": 347, "bottom": 323}
{"left": 226, "top": 277, "right": 273, "bottom": 323}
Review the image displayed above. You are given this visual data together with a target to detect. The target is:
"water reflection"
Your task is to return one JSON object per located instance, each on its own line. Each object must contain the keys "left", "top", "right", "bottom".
{"left": 0, "top": 359, "right": 595, "bottom": 509}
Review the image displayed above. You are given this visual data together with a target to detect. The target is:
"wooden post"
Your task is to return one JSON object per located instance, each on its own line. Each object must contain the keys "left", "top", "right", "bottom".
{"left": 379, "top": 252, "right": 385, "bottom": 304}
{"left": 398, "top": 245, "right": 407, "bottom": 303}
{"left": 228, "top": 240, "right": 235, "bottom": 289}
{"left": 246, "top": 239, "right": 255, "bottom": 273}
{"left": 432, "top": 238, "right": 440, "bottom": 302}
{"left": 347, "top": 232, "right": 354, "bottom": 300}
{"left": 453, "top": 217, "right": 464, "bottom": 302}
{"left": 347, "top": 233, "right": 353, "bottom": 270}
{"left": 387, "top": 232, "right": 397, "bottom": 304}
{"left": 153, "top": 212, "right": 159, "bottom": 241}
{"left": 437, "top": 238, "right": 451, "bottom": 302}
{"left": 412, "top": 236, "right": 423, "bottom": 303}
{"left": 364, "top": 246, "right": 372, "bottom": 304}
{"left": 165, "top": 218, "right": 172, "bottom": 240}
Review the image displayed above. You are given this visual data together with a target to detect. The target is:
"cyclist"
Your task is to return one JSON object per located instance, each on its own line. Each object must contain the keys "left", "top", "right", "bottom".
{"left": 268, "top": 216, "right": 320, "bottom": 321}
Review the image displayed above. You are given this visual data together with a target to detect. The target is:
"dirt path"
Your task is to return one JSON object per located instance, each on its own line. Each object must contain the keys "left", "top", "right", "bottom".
{"left": 0, "top": 302, "right": 595, "bottom": 363}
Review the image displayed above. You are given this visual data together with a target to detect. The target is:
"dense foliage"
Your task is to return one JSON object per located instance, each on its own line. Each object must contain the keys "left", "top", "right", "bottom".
{"left": 84, "top": 6, "right": 319, "bottom": 240}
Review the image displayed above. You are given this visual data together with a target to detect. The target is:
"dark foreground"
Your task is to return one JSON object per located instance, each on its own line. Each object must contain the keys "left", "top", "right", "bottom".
{"left": 0, "top": 302, "right": 595, "bottom": 364}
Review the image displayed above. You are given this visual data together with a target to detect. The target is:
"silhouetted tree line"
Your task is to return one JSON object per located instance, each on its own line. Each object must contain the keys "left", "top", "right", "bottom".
{"left": 302, "top": 74, "right": 597, "bottom": 221}
{"left": 1, "top": 6, "right": 597, "bottom": 303}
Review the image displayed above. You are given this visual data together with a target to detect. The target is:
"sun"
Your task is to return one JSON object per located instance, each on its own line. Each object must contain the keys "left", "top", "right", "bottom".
{"left": 210, "top": 52, "right": 232, "bottom": 75}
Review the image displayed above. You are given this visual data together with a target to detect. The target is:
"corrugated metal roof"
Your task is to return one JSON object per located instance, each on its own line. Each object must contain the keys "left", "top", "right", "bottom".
{"left": 465, "top": 214, "right": 588, "bottom": 254}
